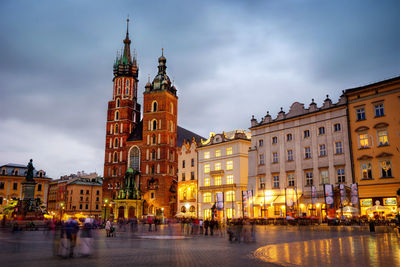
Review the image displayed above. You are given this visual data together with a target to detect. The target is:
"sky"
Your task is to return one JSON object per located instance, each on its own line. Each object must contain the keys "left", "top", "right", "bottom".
{"left": 0, "top": 0, "right": 399, "bottom": 178}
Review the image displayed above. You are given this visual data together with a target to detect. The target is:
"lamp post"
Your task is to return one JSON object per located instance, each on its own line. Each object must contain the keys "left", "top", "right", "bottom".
{"left": 103, "top": 199, "right": 108, "bottom": 222}
{"left": 60, "top": 202, "right": 64, "bottom": 221}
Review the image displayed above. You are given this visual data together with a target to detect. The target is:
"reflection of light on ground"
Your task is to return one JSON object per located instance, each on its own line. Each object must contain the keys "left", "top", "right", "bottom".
{"left": 254, "top": 234, "right": 400, "bottom": 267}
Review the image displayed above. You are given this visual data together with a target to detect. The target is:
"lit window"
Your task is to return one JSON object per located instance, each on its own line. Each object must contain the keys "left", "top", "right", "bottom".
{"left": 273, "top": 175, "right": 279, "bottom": 188}
{"left": 215, "top": 150, "right": 221, "bottom": 157}
{"left": 259, "top": 154, "right": 264, "bottom": 165}
{"left": 203, "top": 192, "right": 211, "bottom": 203}
{"left": 287, "top": 133, "right": 292, "bottom": 141}
{"left": 318, "top": 127, "right": 325, "bottom": 135}
{"left": 272, "top": 152, "right": 278, "bottom": 163}
{"left": 319, "top": 144, "right": 327, "bottom": 156}
{"left": 356, "top": 108, "right": 365, "bottom": 121}
{"left": 305, "top": 147, "right": 311, "bottom": 159}
{"left": 359, "top": 134, "right": 369, "bottom": 148}
{"left": 305, "top": 172, "right": 313, "bottom": 186}
{"left": 380, "top": 160, "right": 392, "bottom": 178}
{"left": 204, "top": 209, "right": 211, "bottom": 219}
{"left": 214, "top": 176, "right": 222, "bottom": 185}
{"left": 361, "top": 163, "right": 372, "bottom": 179}
{"left": 226, "top": 161, "right": 233, "bottom": 170}
{"left": 272, "top": 137, "right": 278, "bottom": 144}
{"left": 204, "top": 178, "right": 210, "bottom": 186}
{"left": 287, "top": 150, "right": 293, "bottom": 161}
{"left": 288, "top": 173, "right": 295, "bottom": 187}
{"left": 259, "top": 139, "right": 264, "bottom": 147}
{"left": 374, "top": 103, "right": 384, "bottom": 117}
{"left": 226, "top": 147, "right": 232, "bottom": 155}
{"left": 304, "top": 130, "right": 310, "bottom": 138}
{"left": 204, "top": 152, "right": 210, "bottom": 159}
{"left": 335, "top": 142, "right": 343, "bottom": 154}
{"left": 215, "top": 162, "right": 221, "bottom": 171}
{"left": 227, "top": 175, "right": 234, "bottom": 184}
{"left": 320, "top": 170, "right": 329, "bottom": 184}
{"left": 226, "top": 208, "right": 235, "bottom": 219}
{"left": 226, "top": 191, "right": 235, "bottom": 202}
{"left": 204, "top": 164, "right": 210, "bottom": 173}
{"left": 378, "top": 130, "right": 389, "bottom": 146}
{"left": 334, "top": 123, "right": 341, "bottom": 132}
{"left": 337, "top": 168, "right": 345, "bottom": 183}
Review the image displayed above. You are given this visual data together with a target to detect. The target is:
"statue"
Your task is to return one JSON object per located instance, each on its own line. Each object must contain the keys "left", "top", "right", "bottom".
{"left": 26, "top": 159, "right": 35, "bottom": 181}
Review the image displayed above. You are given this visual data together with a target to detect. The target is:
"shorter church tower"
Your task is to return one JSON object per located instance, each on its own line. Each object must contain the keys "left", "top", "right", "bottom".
{"left": 139, "top": 50, "right": 178, "bottom": 217}
{"left": 103, "top": 19, "right": 140, "bottom": 200}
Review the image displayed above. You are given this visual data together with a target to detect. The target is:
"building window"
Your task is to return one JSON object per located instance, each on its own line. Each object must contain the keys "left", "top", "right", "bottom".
{"left": 226, "top": 208, "right": 235, "bottom": 219}
{"left": 272, "top": 152, "right": 278, "bottom": 163}
{"left": 273, "top": 175, "right": 279, "bottom": 188}
{"left": 288, "top": 173, "right": 295, "bottom": 187}
{"left": 79, "top": 204, "right": 83, "bottom": 210}
{"left": 96, "top": 204, "right": 99, "bottom": 210}
{"left": 152, "top": 120, "right": 157, "bottom": 130}
{"left": 214, "top": 176, "right": 222, "bottom": 186}
{"left": 152, "top": 101, "right": 158, "bottom": 112}
{"left": 203, "top": 192, "right": 211, "bottom": 203}
{"left": 259, "top": 139, "right": 264, "bottom": 147}
{"left": 204, "top": 164, "right": 210, "bottom": 173}
{"left": 0, "top": 182, "right": 4, "bottom": 189}
{"left": 335, "top": 142, "right": 343, "bottom": 154}
{"left": 85, "top": 204, "right": 88, "bottom": 209}
{"left": 334, "top": 123, "right": 341, "bottom": 132}
{"left": 227, "top": 175, "right": 234, "bottom": 184}
{"left": 114, "top": 138, "right": 119, "bottom": 148}
{"left": 37, "top": 184, "right": 42, "bottom": 191}
{"left": 151, "top": 192, "right": 155, "bottom": 199}
{"left": 215, "top": 162, "right": 221, "bottom": 171}
{"left": 359, "top": 134, "right": 369, "bottom": 148}
{"left": 318, "top": 127, "right": 325, "bottom": 135}
{"left": 96, "top": 197, "right": 99, "bottom": 201}
{"left": 182, "top": 160, "right": 185, "bottom": 169}
{"left": 204, "top": 152, "right": 210, "bottom": 159}
{"left": 116, "top": 98, "right": 120, "bottom": 107}
{"left": 115, "top": 111, "right": 119, "bottom": 121}
{"left": 226, "top": 191, "right": 235, "bottom": 202}
{"left": 374, "top": 103, "right": 384, "bottom": 117}
{"left": 319, "top": 144, "right": 327, "bottom": 157}
{"left": 80, "top": 196, "right": 83, "bottom": 201}
{"left": 191, "top": 171, "right": 195, "bottom": 180}
{"left": 380, "top": 160, "right": 392, "bottom": 178}
{"left": 272, "top": 137, "right": 278, "bottom": 144}
{"left": 97, "top": 190, "right": 100, "bottom": 195}
{"left": 182, "top": 173, "right": 186, "bottom": 181}
{"left": 304, "top": 130, "right": 310, "bottom": 138}
{"left": 287, "top": 133, "right": 292, "bottom": 141}
{"left": 320, "top": 170, "right": 329, "bottom": 184}
{"left": 287, "top": 150, "right": 293, "bottom": 161}
{"left": 226, "top": 161, "right": 233, "bottom": 170}
{"left": 13, "top": 182, "right": 18, "bottom": 190}
{"left": 305, "top": 147, "right": 311, "bottom": 159}
{"left": 337, "top": 168, "right": 345, "bottom": 183}
{"left": 129, "top": 146, "right": 140, "bottom": 171}
{"left": 215, "top": 150, "right": 221, "bottom": 157}
{"left": 361, "top": 162, "right": 372, "bottom": 179}
{"left": 259, "top": 154, "right": 265, "bottom": 165}
{"left": 377, "top": 130, "right": 389, "bottom": 146}
{"left": 191, "top": 158, "right": 194, "bottom": 167}
{"left": 226, "top": 147, "right": 232, "bottom": 155}
{"left": 356, "top": 107, "right": 365, "bottom": 121}
{"left": 204, "top": 178, "right": 210, "bottom": 186}
{"left": 305, "top": 172, "right": 313, "bottom": 186}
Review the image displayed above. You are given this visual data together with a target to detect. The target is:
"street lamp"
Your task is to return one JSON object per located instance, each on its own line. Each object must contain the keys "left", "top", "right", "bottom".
{"left": 60, "top": 202, "right": 64, "bottom": 221}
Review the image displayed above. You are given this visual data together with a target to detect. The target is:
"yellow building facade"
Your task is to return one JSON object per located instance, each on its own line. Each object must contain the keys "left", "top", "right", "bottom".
{"left": 345, "top": 76, "right": 400, "bottom": 216}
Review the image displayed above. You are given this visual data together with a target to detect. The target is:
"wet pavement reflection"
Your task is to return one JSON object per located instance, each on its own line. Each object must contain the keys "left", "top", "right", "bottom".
{"left": 254, "top": 233, "right": 400, "bottom": 267}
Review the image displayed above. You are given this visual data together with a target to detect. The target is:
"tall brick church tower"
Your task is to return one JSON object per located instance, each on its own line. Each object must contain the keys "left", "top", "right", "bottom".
{"left": 139, "top": 50, "right": 178, "bottom": 217}
{"left": 103, "top": 19, "right": 140, "bottom": 200}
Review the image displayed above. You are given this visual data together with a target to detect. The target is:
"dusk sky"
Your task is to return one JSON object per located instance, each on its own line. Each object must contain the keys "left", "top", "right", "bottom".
{"left": 1, "top": 0, "right": 399, "bottom": 178}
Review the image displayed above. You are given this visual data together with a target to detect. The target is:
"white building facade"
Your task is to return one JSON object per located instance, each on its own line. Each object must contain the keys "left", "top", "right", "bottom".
{"left": 248, "top": 96, "right": 352, "bottom": 218}
{"left": 198, "top": 130, "right": 251, "bottom": 220}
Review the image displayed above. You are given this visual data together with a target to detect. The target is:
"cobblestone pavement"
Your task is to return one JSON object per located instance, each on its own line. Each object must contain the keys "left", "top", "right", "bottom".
{"left": 0, "top": 225, "right": 399, "bottom": 267}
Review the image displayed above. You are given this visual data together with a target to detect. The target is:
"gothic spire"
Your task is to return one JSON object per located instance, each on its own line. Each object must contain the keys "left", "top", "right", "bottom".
{"left": 122, "top": 18, "right": 131, "bottom": 64}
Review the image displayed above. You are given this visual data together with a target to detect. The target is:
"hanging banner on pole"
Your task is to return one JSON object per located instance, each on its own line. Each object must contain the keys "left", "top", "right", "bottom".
{"left": 324, "top": 184, "right": 335, "bottom": 219}
{"left": 216, "top": 192, "right": 224, "bottom": 211}
{"left": 350, "top": 183, "right": 359, "bottom": 207}
{"left": 311, "top": 186, "right": 317, "bottom": 205}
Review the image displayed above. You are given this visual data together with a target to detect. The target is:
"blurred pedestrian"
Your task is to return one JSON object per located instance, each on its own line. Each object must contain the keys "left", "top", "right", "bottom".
{"left": 105, "top": 219, "right": 111, "bottom": 237}
{"left": 80, "top": 218, "right": 93, "bottom": 257}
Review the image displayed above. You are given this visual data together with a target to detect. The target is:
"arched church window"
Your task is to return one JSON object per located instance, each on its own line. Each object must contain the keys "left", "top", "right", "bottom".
{"left": 129, "top": 146, "right": 140, "bottom": 171}
{"left": 114, "top": 138, "right": 119, "bottom": 148}
{"left": 113, "top": 167, "right": 117, "bottom": 176}
{"left": 152, "top": 134, "right": 156, "bottom": 144}
{"left": 116, "top": 98, "right": 120, "bottom": 107}
{"left": 153, "top": 120, "right": 157, "bottom": 130}
{"left": 152, "top": 150, "right": 156, "bottom": 160}
{"left": 126, "top": 80, "right": 129, "bottom": 86}
{"left": 152, "top": 101, "right": 158, "bottom": 112}
{"left": 113, "top": 152, "right": 118, "bottom": 163}
{"left": 170, "top": 103, "right": 174, "bottom": 114}
{"left": 115, "top": 124, "right": 119, "bottom": 133}
{"left": 151, "top": 165, "right": 155, "bottom": 174}
{"left": 125, "top": 87, "right": 129, "bottom": 95}
{"left": 115, "top": 111, "right": 119, "bottom": 121}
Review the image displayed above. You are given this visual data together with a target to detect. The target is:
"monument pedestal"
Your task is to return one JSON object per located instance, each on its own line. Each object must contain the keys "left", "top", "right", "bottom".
{"left": 22, "top": 181, "right": 37, "bottom": 200}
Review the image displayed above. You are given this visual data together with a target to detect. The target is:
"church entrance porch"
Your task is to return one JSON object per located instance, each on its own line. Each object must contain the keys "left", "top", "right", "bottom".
{"left": 113, "top": 200, "right": 143, "bottom": 219}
